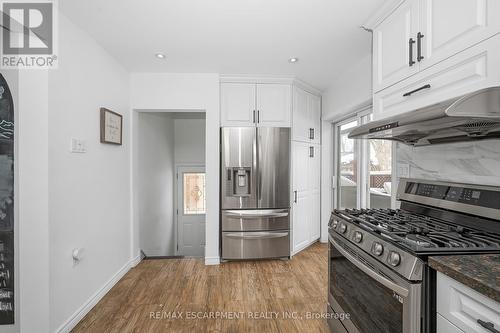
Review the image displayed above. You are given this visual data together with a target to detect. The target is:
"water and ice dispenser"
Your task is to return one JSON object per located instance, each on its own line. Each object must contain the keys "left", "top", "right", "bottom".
{"left": 226, "top": 167, "right": 251, "bottom": 196}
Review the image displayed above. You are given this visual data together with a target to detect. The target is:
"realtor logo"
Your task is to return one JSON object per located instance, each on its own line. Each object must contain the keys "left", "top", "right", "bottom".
{"left": 1, "top": 0, "right": 58, "bottom": 68}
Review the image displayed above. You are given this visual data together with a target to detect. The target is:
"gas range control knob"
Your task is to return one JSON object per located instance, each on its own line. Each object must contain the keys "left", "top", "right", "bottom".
{"left": 339, "top": 223, "right": 347, "bottom": 234}
{"left": 372, "top": 242, "right": 384, "bottom": 256}
{"left": 353, "top": 231, "right": 363, "bottom": 243}
{"left": 332, "top": 220, "right": 338, "bottom": 228}
{"left": 388, "top": 251, "right": 401, "bottom": 267}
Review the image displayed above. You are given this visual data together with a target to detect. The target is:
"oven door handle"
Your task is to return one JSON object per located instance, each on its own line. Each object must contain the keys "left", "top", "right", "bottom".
{"left": 330, "top": 236, "right": 410, "bottom": 297}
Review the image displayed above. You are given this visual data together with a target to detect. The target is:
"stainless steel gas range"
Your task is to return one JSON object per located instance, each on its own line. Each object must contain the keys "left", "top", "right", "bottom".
{"left": 327, "top": 178, "right": 500, "bottom": 333}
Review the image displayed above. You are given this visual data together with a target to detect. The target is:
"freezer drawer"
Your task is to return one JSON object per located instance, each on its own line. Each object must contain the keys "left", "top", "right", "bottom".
{"left": 222, "top": 231, "right": 290, "bottom": 260}
{"left": 221, "top": 209, "right": 289, "bottom": 232}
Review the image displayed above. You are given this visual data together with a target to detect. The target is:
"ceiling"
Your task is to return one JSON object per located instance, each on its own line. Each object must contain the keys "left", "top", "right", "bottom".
{"left": 59, "top": 0, "right": 385, "bottom": 90}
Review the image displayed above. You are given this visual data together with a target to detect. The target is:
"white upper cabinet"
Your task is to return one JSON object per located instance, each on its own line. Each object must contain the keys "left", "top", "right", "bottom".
{"left": 292, "top": 86, "right": 321, "bottom": 143}
{"left": 220, "top": 83, "right": 256, "bottom": 127}
{"left": 292, "top": 87, "right": 310, "bottom": 141}
{"left": 374, "top": 33, "right": 500, "bottom": 119}
{"left": 308, "top": 94, "right": 321, "bottom": 144}
{"left": 220, "top": 82, "right": 291, "bottom": 127}
{"left": 373, "top": 0, "right": 500, "bottom": 93}
{"left": 373, "top": 0, "right": 420, "bottom": 92}
{"left": 256, "top": 84, "right": 291, "bottom": 127}
{"left": 420, "top": 0, "right": 500, "bottom": 70}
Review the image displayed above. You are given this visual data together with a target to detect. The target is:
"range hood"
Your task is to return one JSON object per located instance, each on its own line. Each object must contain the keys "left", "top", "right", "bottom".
{"left": 348, "top": 86, "right": 500, "bottom": 146}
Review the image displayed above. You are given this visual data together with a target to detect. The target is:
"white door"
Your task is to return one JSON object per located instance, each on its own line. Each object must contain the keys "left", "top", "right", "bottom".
{"left": 256, "top": 84, "right": 291, "bottom": 127}
{"left": 420, "top": 0, "right": 500, "bottom": 70}
{"left": 292, "top": 86, "right": 310, "bottom": 142}
{"left": 373, "top": 0, "right": 420, "bottom": 92}
{"left": 292, "top": 141, "right": 311, "bottom": 252}
{"left": 177, "top": 166, "right": 206, "bottom": 257}
{"left": 309, "top": 144, "right": 321, "bottom": 240}
{"left": 220, "top": 83, "right": 256, "bottom": 127}
{"left": 308, "top": 94, "right": 321, "bottom": 144}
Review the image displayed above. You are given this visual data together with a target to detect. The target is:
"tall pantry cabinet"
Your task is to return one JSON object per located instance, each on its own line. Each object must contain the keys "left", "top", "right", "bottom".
{"left": 291, "top": 86, "right": 321, "bottom": 255}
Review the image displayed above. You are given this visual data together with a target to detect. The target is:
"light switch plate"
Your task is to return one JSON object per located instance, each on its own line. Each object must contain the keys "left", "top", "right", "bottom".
{"left": 70, "top": 138, "right": 87, "bottom": 153}
{"left": 398, "top": 163, "right": 410, "bottom": 178}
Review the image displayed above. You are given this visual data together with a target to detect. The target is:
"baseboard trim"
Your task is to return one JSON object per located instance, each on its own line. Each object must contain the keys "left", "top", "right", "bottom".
{"left": 55, "top": 255, "right": 141, "bottom": 333}
{"left": 130, "top": 253, "right": 142, "bottom": 267}
{"left": 204, "top": 256, "right": 220, "bottom": 265}
{"left": 292, "top": 238, "right": 320, "bottom": 256}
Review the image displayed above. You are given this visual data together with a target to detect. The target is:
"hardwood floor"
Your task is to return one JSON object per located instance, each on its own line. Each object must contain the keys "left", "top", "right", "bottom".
{"left": 72, "top": 242, "right": 329, "bottom": 333}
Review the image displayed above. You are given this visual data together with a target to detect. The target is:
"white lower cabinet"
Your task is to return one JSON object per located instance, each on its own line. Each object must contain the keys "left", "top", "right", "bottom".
{"left": 292, "top": 141, "right": 320, "bottom": 254}
{"left": 437, "top": 272, "right": 500, "bottom": 333}
{"left": 373, "top": 33, "right": 500, "bottom": 120}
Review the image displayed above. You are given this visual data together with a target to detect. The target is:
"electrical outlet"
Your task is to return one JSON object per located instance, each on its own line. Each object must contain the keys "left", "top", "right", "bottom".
{"left": 398, "top": 163, "right": 410, "bottom": 178}
{"left": 70, "top": 138, "right": 87, "bottom": 153}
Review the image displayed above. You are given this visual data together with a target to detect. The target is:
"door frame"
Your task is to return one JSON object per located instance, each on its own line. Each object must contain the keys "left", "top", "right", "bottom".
{"left": 175, "top": 164, "right": 206, "bottom": 256}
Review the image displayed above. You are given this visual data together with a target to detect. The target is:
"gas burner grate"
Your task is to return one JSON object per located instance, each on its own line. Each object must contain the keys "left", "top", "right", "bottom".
{"left": 334, "top": 208, "right": 500, "bottom": 252}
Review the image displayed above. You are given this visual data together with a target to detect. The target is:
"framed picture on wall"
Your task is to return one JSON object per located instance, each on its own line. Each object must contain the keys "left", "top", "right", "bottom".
{"left": 100, "top": 107, "right": 122, "bottom": 145}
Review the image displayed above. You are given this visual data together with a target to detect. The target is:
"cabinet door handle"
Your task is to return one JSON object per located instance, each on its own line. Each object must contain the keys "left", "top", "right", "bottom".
{"left": 257, "top": 110, "right": 260, "bottom": 123}
{"left": 478, "top": 319, "right": 500, "bottom": 333}
{"left": 253, "top": 110, "right": 256, "bottom": 123}
{"left": 309, "top": 128, "right": 314, "bottom": 140}
{"left": 403, "top": 84, "right": 431, "bottom": 97}
{"left": 417, "top": 32, "right": 424, "bottom": 62}
{"left": 309, "top": 146, "right": 314, "bottom": 158}
{"left": 294, "top": 190, "right": 298, "bottom": 203}
{"left": 408, "top": 38, "right": 416, "bottom": 67}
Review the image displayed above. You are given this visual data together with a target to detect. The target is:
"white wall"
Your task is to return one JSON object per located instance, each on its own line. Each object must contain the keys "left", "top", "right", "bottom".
{"left": 48, "top": 13, "right": 131, "bottom": 332}
{"left": 137, "top": 113, "right": 175, "bottom": 256}
{"left": 130, "top": 73, "right": 219, "bottom": 265}
{"left": 321, "top": 46, "right": 372, "bottom": 240}
{"left": 174, "top": 118, "right": 206, "bottom": 165}
{"left": 322, "top": 53, "right": 372, "bottom": 121}
{"left": 17, "top": 70, "right": 51, "bottom": 333}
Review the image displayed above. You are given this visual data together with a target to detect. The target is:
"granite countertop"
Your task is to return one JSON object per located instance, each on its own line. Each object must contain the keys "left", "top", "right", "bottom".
{"left": 429, "top": 254, "right": 500, "bottom": 303}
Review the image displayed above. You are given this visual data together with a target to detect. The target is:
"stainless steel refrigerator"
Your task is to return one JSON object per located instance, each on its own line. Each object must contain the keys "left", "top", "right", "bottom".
{"left": 220, "top": 127, "right": 290, "bottom": 260}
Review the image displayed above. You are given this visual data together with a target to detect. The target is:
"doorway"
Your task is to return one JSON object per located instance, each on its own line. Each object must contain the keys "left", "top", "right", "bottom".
{"left": 176, "top": 166, "right": 206, "bottom": 256}
{"left": 333, "top": 110, "right": 394, "bottom": 210}
{"left": 135, "top": 111, "right": 206, "bottom": 258}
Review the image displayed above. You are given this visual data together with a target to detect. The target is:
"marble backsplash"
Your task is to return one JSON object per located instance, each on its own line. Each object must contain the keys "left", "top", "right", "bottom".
{"left": 396, "top": 140, "right": 500, "bottom": 186}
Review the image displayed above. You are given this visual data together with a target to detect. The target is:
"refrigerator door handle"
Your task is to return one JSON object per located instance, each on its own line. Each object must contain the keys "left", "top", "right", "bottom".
{"left": 224, "top": 209, "right": 289, "bottom": 219}
{"left": 257, "top": 129, "right": 262, "bottom": 203}
{"left": 225, "top": 232, "right": 289, "bottom": 239}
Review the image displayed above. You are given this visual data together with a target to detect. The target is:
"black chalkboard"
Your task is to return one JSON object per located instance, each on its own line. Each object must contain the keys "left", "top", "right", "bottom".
{"left": 0, "top": 73, "right": 14, "bottom": 325}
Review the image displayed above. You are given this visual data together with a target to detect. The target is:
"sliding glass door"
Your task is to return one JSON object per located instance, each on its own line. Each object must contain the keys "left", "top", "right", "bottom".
{"left": 336, "top": 119, "right": 359, "bottom": 209}
{"left": 334, "top": 112, "right": 393, "bottom": 210}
